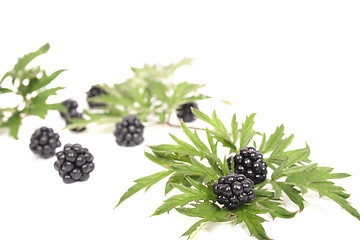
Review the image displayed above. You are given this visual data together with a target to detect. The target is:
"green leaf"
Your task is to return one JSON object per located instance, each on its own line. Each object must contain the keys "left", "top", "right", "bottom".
{"left": 192, "top": 108, "right": 212, "bottom": 125}
{"left": 258, "top": 198, "right": 297, "bottom": 219}
{"left": 152, "top": 192, "right": 205, "bottom": 216}
{"left": 4, "top": 112, "right": 22, "bottom": 139}
{"left": 240, "top": 113, "right": 257, "bottom": 149}
{"left": 1, "top": 43, "right": 50, "bottom": 84}
{"left": 236, "top": 210, "right": 270, "bottom": 240}
{"left": 259, "top": 125, "right": 285, "bottom": 153}
{"left": 0, "top": 87, "right": 12, "bottom": 94}
{"left": 27, "top": 69, "right": 66, "bottom": 93}
{"left": 115, "top": 170, "right": 173, "bottom": 208}
{"left": 285, "top": 166, "right": 360, "bottom": 220}
{"left": 30, "top": 86, "right": 65, "bottom": 104}
{"left": 273, "top": 182, "right": 305, "bottom": 211}
{"left": 180, "top": 121, "right": 209, "bottom": 153}
{"left": 181, "top": 219, "right": 207, "bottom": 239}
{"left": 231, "top": 114, "right": 240, "bottom": 145}
{"left": 176, "top": 202, "right": 232, "bottom": 222}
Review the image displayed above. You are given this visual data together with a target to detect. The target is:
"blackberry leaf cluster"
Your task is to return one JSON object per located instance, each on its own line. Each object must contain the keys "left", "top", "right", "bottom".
{"left": 115, "top": 109, "right": 360, "bottom": 240}
{"left": 65, "top": 59, "right": 209, "bottom": 130}
{"left": 0, "top": 43, "right": 66, "bottom": 139}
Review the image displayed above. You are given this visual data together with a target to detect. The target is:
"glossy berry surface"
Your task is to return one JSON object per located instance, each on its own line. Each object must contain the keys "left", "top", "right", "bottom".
{"left": 176, "top": 102, "right": 199, "bottom": 122}
{"left": 227, "top": 147, "right": 267, "bottom": 184}
{"left": 114, "top": 115, "right": 144, "bottom": 147}
{"left": 213, "top": 173, "right": 255, "bottom": 210}
{"left": 54, "top": 143, "right": 95, "bottom": 183}
{"left": 29, "top": 126, "right": 61, "bottom": 159}
{"left": 87, "top": 86, "right": 108, "bottom": 108}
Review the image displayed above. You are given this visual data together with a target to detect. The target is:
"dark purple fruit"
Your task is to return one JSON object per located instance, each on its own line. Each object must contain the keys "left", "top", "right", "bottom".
{"left": 54, "top": 143, "right": 95, "bottom": 183}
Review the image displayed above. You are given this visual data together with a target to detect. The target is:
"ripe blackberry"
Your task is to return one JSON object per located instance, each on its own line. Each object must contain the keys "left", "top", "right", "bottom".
{"left": 54, "top": 143, "right": 95, "bottom": 183}
{"left": 114, "top": 115, "right": 144, "bottom": 147}
{"left": 227, "top": 147, "right": 267, "bottom": 185}
{"left": 176, "top": 102, "right": 199, "bottom": 122}
{"left": 87, "top": 86, "right": 108, "bottom": 108}
{"left": 213, "top": 173, "right": 255, "bottom": 210}
{"left": 60, "top": 99, "right": 78, "bottom": 118}
{"left": 29, "top": 126, "right": 61, "bottom": 159}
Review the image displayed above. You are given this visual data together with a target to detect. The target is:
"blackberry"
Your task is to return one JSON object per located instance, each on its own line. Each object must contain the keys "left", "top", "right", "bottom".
{"left": 54, "top": 143, "right": 95, "bottom": 183}
{"left": 60, "top": 99, "right": 78, "bottom": 118}
{"left": 59, "top": 99, "right": 86, "bottom": 132}
{"left": 87, "top": 86, "right": 108, "bottom": 108}
{"left": 227, "top": 147, "right": 267, "bottom": 185}
{"left": 114, "top": 115, "right": 144, "bottom": 147}
{"left": 213, "top": 173, "right": 255, "bottom": 210}
{"left": 176, "top": 102, "right": 199, "bottom": 122}
{"left": 29, "top": 126, "right": 61, "bottom": 159}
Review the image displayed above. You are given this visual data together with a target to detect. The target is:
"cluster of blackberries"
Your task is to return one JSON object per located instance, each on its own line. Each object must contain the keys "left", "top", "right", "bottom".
{"left": 114, "top": 115, "right": 144, "bottom": 147}
{"left": 227, "top": 147, "right": 267, "bottom": 185}
{"left": 29, "top": 127, "right": 61, "bottom": 158}
{"left": 54, "top": 143, "right": 95, "bottom": 184}
{"left": 29, "top": 127, "right": 95, "bottom": 183}
{"left": 87, "top": 86, "right": 108, "bottom": 108}
{"left": 213, "top": 173, "right": 255, "bottom": 210}
{"left": 176, "top": 102, "right": 198, "bottom": 122}
{"left": 60, "top": 99, "right": 86, "bottom": 132}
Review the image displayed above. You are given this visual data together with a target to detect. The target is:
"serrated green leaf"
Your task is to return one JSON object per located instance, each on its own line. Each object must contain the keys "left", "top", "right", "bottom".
{"left": 211, "top": 111, "right": 228, "bottom": 135}
{"left": 271, "top": 144, "right": 311, "bottom": 180}
{"left": 274, "top": 182, "right": 305, "bottom": 211}
{"left": 180, "top": 121, "right": 209, "bottom": 153}
{"left": 208, "top": 129, "right": 237, "bottom": 152}
{"left": 192, "top": 108, "right": 212, "bottom": 125}
{"left": 181, "top": 219, "right": 207, "bottom": 239}
{"left": 205, "top": 128, "right": 217, "bottom": 155}
{"left": 153, "top": 192, "right": 205, "bottom": 216}
{"left": 240, "top": 113, "right": 257, "bottom": 149}
{"left": 27, "top": 69, "right": 66, "bottom": 93}
{"left": 258, "top": 199, "right": 297, "bottom": 219}
{"left": 236, "top": 210, "right": 270, "bottom": 240}
{"left": 176, "top": 202, "right": 232, "bottom": 222}
{"left": 231, "top": 114, "right": 240, "bottom": 145}
{"left": 115, "top": 170, "right": 173, "bottom": 208}
{"left": 6, "top": 111, "right": 22, "bottom": 139}
{"left": 260, "top": 125, "right": 285, "bottom": 153}
{"left": 270, "top": 134, "right": 294, "bottom": 158}
{"left": 149, "top": 144, "right": 200, "bottom": 158}
{"left": 165, "top": 173, "right": 186, "bottom": 195}
{"left": 1, "top": 43, "right": 50, "bottom": 84}
{"left": 285, "top": 166, "right": 360, "bottom": 220}
{"left": 30, "top": 86, "right": 65, "bottom": 104}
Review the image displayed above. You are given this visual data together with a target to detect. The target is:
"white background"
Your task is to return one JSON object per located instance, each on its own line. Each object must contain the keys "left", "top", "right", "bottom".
{"left": 0, "top": 1, "right": 359, "bottom": 239}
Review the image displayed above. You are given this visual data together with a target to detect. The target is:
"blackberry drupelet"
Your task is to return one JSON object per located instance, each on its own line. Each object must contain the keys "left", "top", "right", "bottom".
{"left": 227, "top": 147, "right": 267, "bottom": 185}
{"left": 29, "top": 126, "right": 61, "bottom": 159}
{"left": 176, "top": 102, "right": 199, "bottom": 122}
{"left": 213, "top": 173, "right": 255, "bottom": 210}
{"left": 114, "top": 115, "right": 144, "bottom": 147}
{"left": 87, "top": 86, "right": 108, "bottom": 108}
{"left": 54, "top": 143, "right": 95, "bottom": 183}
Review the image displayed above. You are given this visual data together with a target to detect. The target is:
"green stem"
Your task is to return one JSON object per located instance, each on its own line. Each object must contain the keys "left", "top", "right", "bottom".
{"left": 189, "top": 222, "right": 206, "bottom": 240}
